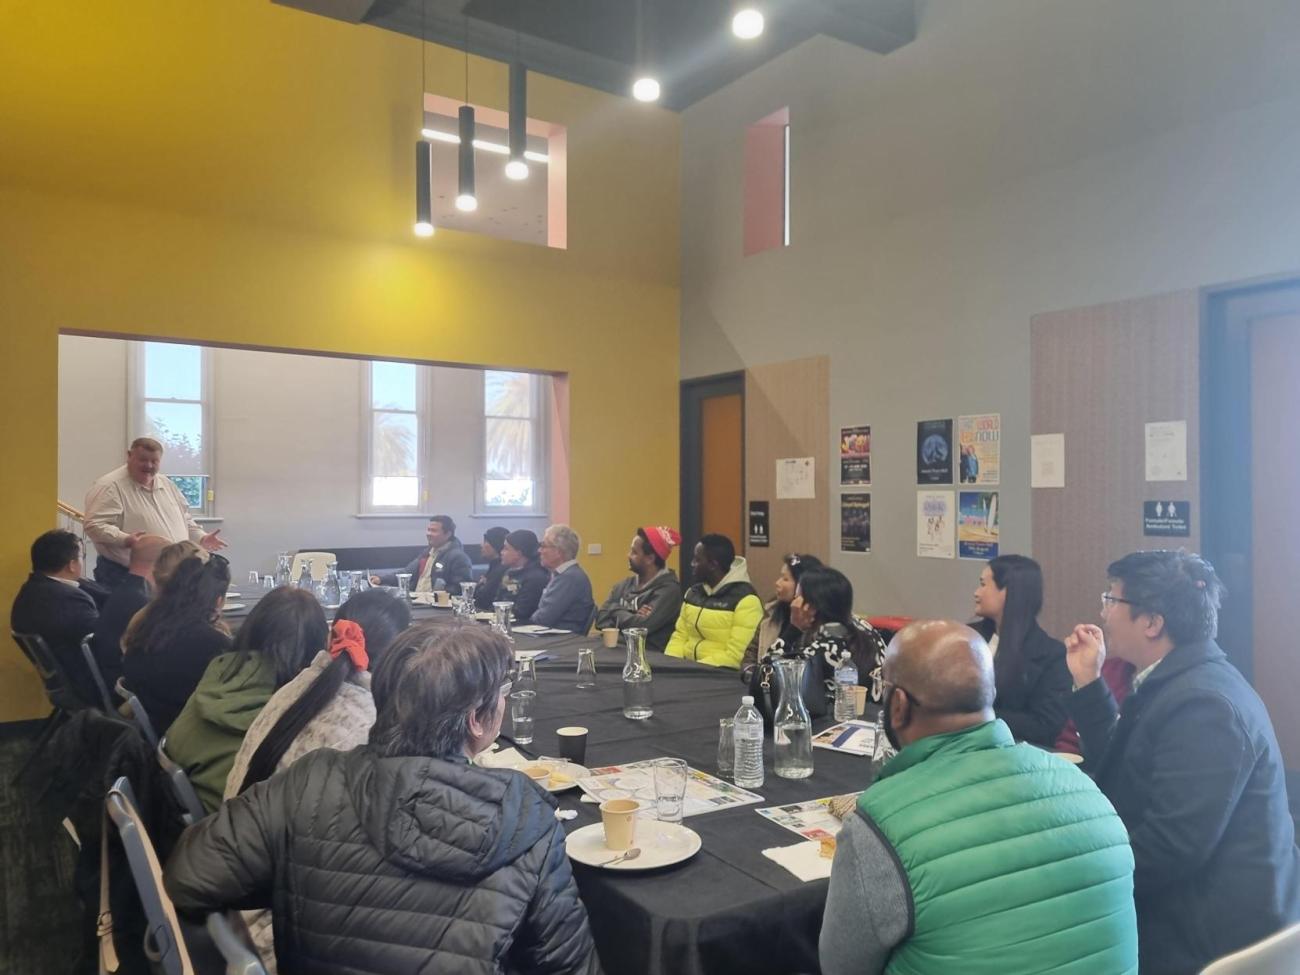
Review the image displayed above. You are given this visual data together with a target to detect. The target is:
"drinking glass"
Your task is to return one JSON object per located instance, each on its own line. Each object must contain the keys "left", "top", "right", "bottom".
{"left": 396, "top": 572, "right": 412, "bottom": 598}
{"left": 653, "top": 758, "right": 688, "bottom": 823}
{"left": 493, "top": 601, "right": 513, "bottom": 636}
{"left": 261, "top": 574, "right": 274, "bottom": 592}
{"left": 510, "top": 690, "right": 536, "bottom": 745}
{"left": 515, "top": 657, "right": 538, "bottom": 695}
{"left": 247, "top": 570, "right": 260, "bottom": 586}
{"left": 717, "top": 718, "right": 735, "bottom": 776}
{"left": 461, "top": 581, "right": 478, "bottom": 605}
{"left": 576, "top": 648, "right": 597, "bottom": 689}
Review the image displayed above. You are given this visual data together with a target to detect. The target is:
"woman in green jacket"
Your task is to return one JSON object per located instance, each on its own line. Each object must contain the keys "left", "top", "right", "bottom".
{"left": 166, "top": 586, "right": 328, "bottom": 812}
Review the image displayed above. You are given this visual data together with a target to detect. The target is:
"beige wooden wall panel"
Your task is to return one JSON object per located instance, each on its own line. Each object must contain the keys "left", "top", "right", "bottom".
{"left": 744, "top": 356, "right": 830, "bottom": 593}
{"left": 1030, "top": 291, "right": 1200, "bottom": 639}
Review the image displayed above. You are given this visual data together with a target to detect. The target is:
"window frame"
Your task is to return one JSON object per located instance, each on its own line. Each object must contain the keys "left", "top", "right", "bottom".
{"left": 360, "top": 360, "right": 433, "bottom": 514}
{"left": 477, "top": 370, "right": 548, "bottom": 516}
{"left": 127, "top": 341, "right": 216, "bottom": 517}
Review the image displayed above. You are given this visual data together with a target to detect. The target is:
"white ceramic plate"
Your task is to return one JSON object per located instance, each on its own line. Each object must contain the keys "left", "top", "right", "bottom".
{"left": 531, "top": 761, "right": 590, "bottom": 793}
{"left": 222, "top": 602, "right": 247, "bottom": 612}
{"left": 226, "top": 590, "right": 241, "bottom": 598}
{"left": 565, "top": 820, "right": 701, "bottom": 871}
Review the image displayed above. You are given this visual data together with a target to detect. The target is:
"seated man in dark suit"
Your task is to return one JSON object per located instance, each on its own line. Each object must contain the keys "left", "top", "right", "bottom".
{"left": 10, "top": 530, "right": 103, "bottom": 706}
{"left": 89, "top": 533, "right": 168, "bottom": 701}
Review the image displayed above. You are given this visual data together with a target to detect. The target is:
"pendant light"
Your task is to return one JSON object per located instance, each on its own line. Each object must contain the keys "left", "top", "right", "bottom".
{"left": 505, "top": 4, "right": 529, "bottom": 181}
{"left": 415, "top": 140, "right": 434, "bottom": 236}
{"left": 631, "top": 0, "right": 661, "bottom": 103}
{"left": 413, "top": 0, "right": 434, "bottom": 236}
{"left": 731, "top": 4, "right": 765, "bottom": 39}
{"left": 456, "top": 18, "right": 478, "bottom": 212}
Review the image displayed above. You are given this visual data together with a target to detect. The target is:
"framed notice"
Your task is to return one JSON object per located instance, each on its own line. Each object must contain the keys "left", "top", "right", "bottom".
{"left": 916, "top": 419, "right": 953, "bottom": 484}
{"left": 840, "top": 425, "right": 871, "bottom": 486}
{"left": 840, "top": 493, "right": 871, "bottom": 553}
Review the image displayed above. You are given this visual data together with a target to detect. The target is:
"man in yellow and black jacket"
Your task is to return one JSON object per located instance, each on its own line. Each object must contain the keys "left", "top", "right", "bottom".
{"left": 665, "top": 534, "right": 763, "bottom": 670}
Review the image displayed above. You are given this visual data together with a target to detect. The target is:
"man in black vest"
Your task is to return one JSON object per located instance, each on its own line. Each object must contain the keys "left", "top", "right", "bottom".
{"left": 10, "top": 530, "right": 104, "bottom": 706}
{"left": 1066, "top": 549, "right": 1300, "bottom": 974}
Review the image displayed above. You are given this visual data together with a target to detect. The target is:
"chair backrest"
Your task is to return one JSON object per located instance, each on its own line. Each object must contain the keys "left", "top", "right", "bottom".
{"left": 1201, "top": 923, "right": 1300, "bottom": 975}
{"left": 125, "top": 693, "right": 160, "bottom": 749}
{"left": 290, "top": 552, "right": 336, "bottom": 583}
{"left": 12, "top": 631, "right": 84, "bottom": 712}
{"left": 158, "top": 737, "right": 207, "bottom": 825}
{"left": 80, "top": 635, "right": 116, "bottom": 712}
{"left": 583, "top": 603, "right": 599, "bottom": 635}
{"left": 205, "top": 913, "right": 267, "bottom": 975}
{"left": 106, "top": 776, "right": 195, "bottom": 975}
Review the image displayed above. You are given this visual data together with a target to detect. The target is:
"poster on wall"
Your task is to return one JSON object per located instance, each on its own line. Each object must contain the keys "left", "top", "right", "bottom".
{"left": 1144, "top": 421, "right": 1187, "bottom": 482}
{"left": 776, "top": 457, "right": 816, "bottom": 499}
{"left": 957, "top": 414, "right": 1001, "bottom": 485}
{"left": 748, "top": 501, "right": 770, "bottom": 547}
{"left": 840, "top": 493, "right": 871, "bottom": 553}
{"left": 839, "top": 425, "right": 871, "bottom": 486}
{"left": 916, "top": 490, "right": 955, "bottom": 559}
{"left": 1031, "top": 433, "right": 1066, "bottom": 488}
{"left": 916, "top": 419, "right": 954, "bottom": 484}
{"left": 958, "top": 491, "right": 1000, "bottom": 560}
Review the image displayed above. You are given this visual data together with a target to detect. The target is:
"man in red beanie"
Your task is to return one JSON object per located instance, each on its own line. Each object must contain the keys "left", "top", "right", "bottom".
{"left": 594, "top": 527, "right": 684, "bottom": 652}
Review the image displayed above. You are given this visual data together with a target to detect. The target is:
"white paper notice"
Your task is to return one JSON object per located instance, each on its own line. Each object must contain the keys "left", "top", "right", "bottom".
{"left": 1031, "top": 434, "right": 1065, "bottom": 488}
{"left": 776, "top": 457, "right": 816, "bottom": 500}
{"left": 1145, "top": 421, "right": 1187, "bottom": 482}
{"left": 916, "top": 491, "right": 955, "bottom": 559}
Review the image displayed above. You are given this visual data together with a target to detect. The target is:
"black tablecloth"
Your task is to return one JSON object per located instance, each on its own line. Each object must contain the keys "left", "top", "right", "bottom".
{"left": 521, "top": 643, "right": 876, "bottom": 975}
{"left": 223, "top": 597, "right": 871, "bottom": 974}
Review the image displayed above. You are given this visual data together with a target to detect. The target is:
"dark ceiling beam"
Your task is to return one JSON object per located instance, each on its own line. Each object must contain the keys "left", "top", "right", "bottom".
{"left": 784, "top": 0, "right": 916, "bottom": 53}
{"left": 273, "top": 0, "right": 380, "bottom": 24}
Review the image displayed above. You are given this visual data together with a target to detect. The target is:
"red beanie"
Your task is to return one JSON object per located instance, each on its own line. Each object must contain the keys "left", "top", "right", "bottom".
{"left": 640, "top": 526, "right": 682, "bottom": 562}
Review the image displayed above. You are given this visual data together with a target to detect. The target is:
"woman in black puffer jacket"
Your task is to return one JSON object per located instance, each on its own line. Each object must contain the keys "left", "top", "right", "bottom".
{"left": 164, "top": 622, "right": 601, "bottom": 975}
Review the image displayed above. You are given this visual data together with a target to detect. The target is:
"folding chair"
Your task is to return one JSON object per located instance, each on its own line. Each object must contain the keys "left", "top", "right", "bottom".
{"left": 205, "top": 914, "right": 267, "bottom": 975}
{"left": 11, "top": 631, "right": 91, "bottom": 784}
{"left": 1201, "top": 922, "right": 1300, "bottom": 975}
{"left": 106, "top": 776, "right": 195, "bottom": 975}
{"left": 124, "top": 692, "right": 160, "bottom": 749}
{"left": 158, "top": 736, "right": 207, "bottom": 824}
{"left": 80, "top": 635, "right": 117, "bottom": 712}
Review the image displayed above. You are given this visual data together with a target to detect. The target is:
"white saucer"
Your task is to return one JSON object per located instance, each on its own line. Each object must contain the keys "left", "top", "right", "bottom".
{"left": 529, "top": 761, "right": 590, "bottom": 793}
{"left": 222, "top": 602, "right": 247, "bottom": 612}
{"left": 566, "top": 820, "right": 701, "bottom": 871}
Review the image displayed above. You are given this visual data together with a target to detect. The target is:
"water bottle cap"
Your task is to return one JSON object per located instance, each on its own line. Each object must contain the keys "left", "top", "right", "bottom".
{"left": 741, "top": 695, "right": 754, "bottom": 705}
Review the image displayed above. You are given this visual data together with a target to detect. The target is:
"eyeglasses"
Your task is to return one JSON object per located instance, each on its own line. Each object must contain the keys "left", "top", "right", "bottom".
{"left": 538, "top": 541, "right": 558, "bottom": 550}
{"left": 500, "top": 668, "right": 520, "bottom": 697}
{"left": 1100, "top": 593, "right": 1132, "bottom": 609}
{"left": 882, "top": 680, "right": 924, "bottom": 709}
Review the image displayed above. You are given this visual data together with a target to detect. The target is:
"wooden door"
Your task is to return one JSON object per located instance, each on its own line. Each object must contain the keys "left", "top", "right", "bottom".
{"left": 1250, "top": 313, "right": 1300, "bottom": 767}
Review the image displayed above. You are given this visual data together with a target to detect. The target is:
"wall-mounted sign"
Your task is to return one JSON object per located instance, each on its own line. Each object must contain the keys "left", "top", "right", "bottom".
{"left": 841, "top": 493, "right": 871, "bottom": 553}
{"left": 1143, "top": 500, "right": 1190, "bottom": 537}
{"left": 748, "top": 501, "right": 770, "bottom": 547}
{"left": 916, "top": 419, "right": 954, "bottom": 484}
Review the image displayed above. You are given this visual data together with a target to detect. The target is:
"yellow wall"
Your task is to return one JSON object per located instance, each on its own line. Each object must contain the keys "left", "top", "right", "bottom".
{"left": 0, "top": 2, "right": 680, "bottom": 720}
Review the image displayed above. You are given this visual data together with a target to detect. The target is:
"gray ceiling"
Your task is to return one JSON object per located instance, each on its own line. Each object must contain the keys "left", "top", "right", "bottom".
{"left": 275, "top": 0, "right": 917, "bottom": 110}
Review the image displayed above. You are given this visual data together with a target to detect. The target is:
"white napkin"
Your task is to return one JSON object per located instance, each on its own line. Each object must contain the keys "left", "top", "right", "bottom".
{"left": 762, "top": 841, "right": 833, "bottom": 882}
{"left": 475, "top": 746, "right": 528, "bottom": 769}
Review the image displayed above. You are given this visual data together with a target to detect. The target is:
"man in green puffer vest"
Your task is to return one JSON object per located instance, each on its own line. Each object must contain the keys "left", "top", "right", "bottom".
{"left": 821, "top": 620, "right": 1138, "bottom": 975}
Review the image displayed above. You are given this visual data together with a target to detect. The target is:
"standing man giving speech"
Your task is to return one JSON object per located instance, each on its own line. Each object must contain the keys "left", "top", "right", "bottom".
{"left": 85, "top": 437, "right": 228, "bottom": 589}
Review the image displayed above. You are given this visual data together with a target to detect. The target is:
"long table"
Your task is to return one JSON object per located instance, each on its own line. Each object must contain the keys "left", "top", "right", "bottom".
{"left": 224, "top": 595, "right": 872, "bottom": 973}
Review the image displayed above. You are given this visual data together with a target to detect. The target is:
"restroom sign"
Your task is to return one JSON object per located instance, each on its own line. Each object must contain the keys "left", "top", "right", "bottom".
{"left": 1143, "top": 501, "right": 1190, "bottom": 537}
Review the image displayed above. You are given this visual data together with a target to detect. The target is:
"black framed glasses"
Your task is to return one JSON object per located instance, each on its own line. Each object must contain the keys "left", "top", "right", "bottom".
{"left": 1100, "top": 592, "right": 1132, "bottom": 609}
{"left": 882, "top": 680, "right": 924, "bottom": 709}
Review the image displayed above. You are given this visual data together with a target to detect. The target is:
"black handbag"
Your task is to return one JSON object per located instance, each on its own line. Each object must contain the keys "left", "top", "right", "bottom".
{"left": 748, "top": 638, "right": 831, "bottom": 729}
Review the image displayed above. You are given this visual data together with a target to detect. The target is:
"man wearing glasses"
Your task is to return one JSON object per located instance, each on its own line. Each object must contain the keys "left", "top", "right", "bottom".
{"left": 1066, "top": 550, "right": 1299, "bottom": 974}
{"left": 821, "top": 620, "right": 1137, "bottom": 975}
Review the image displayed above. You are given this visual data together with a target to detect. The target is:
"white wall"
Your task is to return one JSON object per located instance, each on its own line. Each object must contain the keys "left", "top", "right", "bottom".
{"left": 58, "top": 335, "right": 548, "bottom": 580}
{"left": 680, "top": 0, "right": 1300, "bottom": 621}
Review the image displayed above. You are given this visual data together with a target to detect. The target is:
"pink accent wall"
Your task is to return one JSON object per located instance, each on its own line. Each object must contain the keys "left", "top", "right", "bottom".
{"left": 743, "top": 107, "right": 788, "bottom": 257}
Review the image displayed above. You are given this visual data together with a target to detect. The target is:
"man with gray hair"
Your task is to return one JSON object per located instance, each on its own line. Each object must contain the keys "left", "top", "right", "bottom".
{"left": 529, "top": 524, "right": 596, "bottom": 633}
{"left": 84, "top": 437, "right": 227, "bottom": 589}
{"left": 820, "top": 620, "right": 1137, "bottom": 975}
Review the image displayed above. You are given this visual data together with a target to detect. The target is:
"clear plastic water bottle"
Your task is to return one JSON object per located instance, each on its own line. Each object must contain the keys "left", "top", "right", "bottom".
{"left": 834, "top": 659, "right": 859, "bottom": 722}
{"left": 622, "top": 627, "right": 654, "bottom": 720}
{"left": 733, "top": 695, "right": 765, "bottom": 789}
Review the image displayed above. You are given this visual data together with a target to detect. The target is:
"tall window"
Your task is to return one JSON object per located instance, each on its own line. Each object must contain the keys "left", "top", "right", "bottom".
{"left": 482, "top": 370, "right": 544, "bottom": 511}
{"left": 365, "top": 361, "right": 424, "bottom": 510}
{"left": 131, "top": 342, "right": 213, "bottom": 514}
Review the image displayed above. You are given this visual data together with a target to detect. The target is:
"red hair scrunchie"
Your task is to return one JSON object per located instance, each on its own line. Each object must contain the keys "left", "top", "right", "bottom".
{"left": 329, "top": 619, "right": 369, "bottom": 671}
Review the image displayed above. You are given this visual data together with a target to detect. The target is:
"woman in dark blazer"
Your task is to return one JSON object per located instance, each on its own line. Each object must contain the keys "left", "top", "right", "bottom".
{"left": 971, "top": 554, "right": 1071, "bottom": 748}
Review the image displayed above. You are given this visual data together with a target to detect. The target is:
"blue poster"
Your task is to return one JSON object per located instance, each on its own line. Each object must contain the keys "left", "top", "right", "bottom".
{"left": 958, "top": 491, "right": 999, "bottom": 560}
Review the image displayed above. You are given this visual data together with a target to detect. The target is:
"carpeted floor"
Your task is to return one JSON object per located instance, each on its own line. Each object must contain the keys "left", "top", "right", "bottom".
{"left": 0, "top": 721, "right": 85, "bottom": 975}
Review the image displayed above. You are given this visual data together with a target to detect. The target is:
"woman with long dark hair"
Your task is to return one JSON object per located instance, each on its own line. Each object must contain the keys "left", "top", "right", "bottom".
{"left": 789, "top": 566, "right": 887, "bottom": 702}
{"left": 219, "top": 588, "right": 412, "bottom": 970}
{"left": 122, "top": 553, "right": 233, "bottom": 734}
{"left": 740, "top": 553, "right": 823, "bottom": 682}
{"left": 167, "top": 586, "right": 328, "bottom": 812}
{"left": 971, "top": 554, "right": 1071, "bottom": 747}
